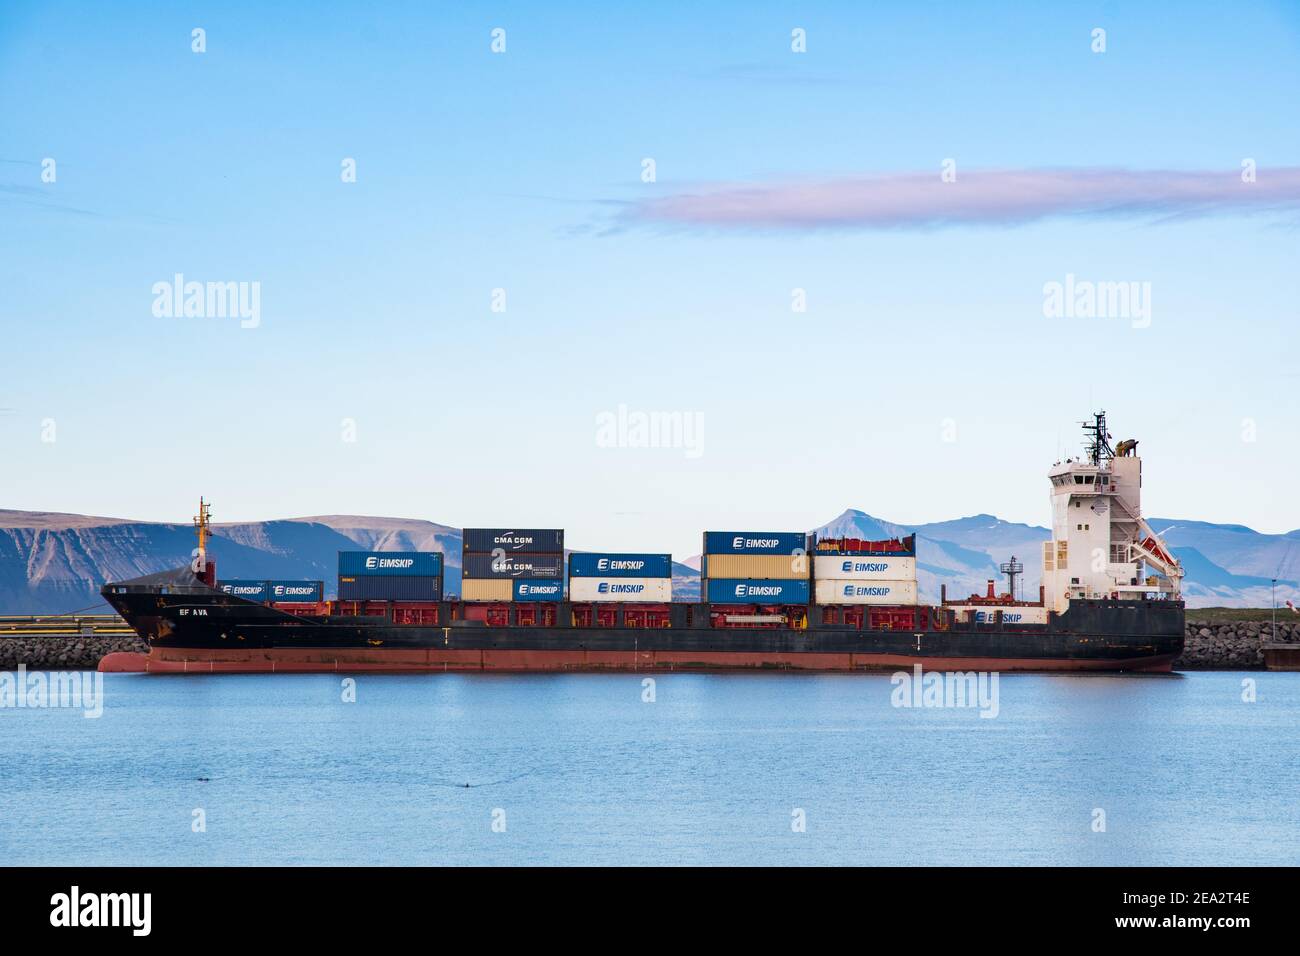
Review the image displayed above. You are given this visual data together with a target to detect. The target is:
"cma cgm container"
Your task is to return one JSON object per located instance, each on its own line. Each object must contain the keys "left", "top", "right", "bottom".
{"left": 267, "top": 580, "right": 323, "bottom": 603}
{"left": 815, "top": 579, "right": 917, "bottom": 605}
{"left": 569, "top": 553, "right": 672, "bottom": 578}
{"left": 219, "top": 580, "right": 270, "bottom": 601}
{"left": 703, "top": 531, "right": 807, "bottom": 556}
{"left": 462, "top": 529, "right": 564, "bottom": 554}
{"left": 707, "top": 578, "right": 810, "bottom": 604}
{"left": 812, "top": 555, "right": 916, "bottom": 581}
{"left": 463, "top": 552, "right": 564, "bottom": 579}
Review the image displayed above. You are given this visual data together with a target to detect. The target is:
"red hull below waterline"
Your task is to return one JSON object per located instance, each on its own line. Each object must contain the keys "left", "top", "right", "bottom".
{"left": 99, "top": 647, "right": 1177, "bottom": 675}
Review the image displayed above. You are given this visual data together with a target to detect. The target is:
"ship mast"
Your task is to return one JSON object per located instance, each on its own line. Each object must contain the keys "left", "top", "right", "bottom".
{"left": 1081, "top": 410, "right": 1114, "bottom": 466}
{"left": 193, "top": 497, "right": 212, "bottom": 577}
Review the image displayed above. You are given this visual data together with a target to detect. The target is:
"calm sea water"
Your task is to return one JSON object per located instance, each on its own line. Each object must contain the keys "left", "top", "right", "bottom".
{"left": 0, "top": 670, "right": 1295, "bottom": 866}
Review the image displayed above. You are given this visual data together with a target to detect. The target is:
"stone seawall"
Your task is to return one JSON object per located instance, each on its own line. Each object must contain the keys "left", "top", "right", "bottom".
{"left": 1177, "top": 620, "right": 1295, "bottom": 670}
{"left": 0, "top": 636, "right": 148, "bottom": 670}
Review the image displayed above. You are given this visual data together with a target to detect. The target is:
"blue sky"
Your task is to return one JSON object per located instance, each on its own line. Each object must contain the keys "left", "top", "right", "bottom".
{"left": 2, "top": 1, "right": 1298, "bottom": 556}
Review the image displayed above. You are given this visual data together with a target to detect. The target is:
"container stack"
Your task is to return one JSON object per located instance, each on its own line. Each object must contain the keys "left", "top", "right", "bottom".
{"left": 701, "top": 531, "right": 810, "bottom": 604}
{"left": 568, "top": 553, "right": 672, "bottom": 603}
{"left": 461, "top": 529, "right": 565, "bottom": 602}
{"left": 811, "top": 534, "right": 917, "bottom": 605}
{"left": 218, "top": 580, "right": 324, "bottom": 604}
{"left": 337, "top": 552, "right": 443, "bottom": 602}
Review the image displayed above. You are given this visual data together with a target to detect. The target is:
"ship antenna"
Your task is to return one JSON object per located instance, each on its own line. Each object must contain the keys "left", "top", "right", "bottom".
{"left": 193, "top": 497, "right": 212, "bottom": 564}
{"left": 1081, "top": 410, "right": 1114, "bottom": 466}
{"left": 999, "top": 555, "right": 1023, "bottom": 600}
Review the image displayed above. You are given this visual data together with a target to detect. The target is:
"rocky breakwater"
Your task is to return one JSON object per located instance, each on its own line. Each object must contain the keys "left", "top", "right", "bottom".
{"left": 1177, "top": 619, "right": 1298, "bottom": 669}
{"left": 0, "top": 636, "right": 148, "bottom": 670}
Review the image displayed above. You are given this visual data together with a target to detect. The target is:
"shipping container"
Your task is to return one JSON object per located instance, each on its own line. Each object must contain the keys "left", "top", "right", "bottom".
{"left": 813, "top": 555, "right": 916, "bottom": 581}
{"left": 338, "top": 574, "right": 443, "bottom": 602}
{"left": 338, "top": 551, "right": 442, "bottom": 576}
{"left": 568, "top": 552, "right": 672, "bottom": 578}
{"left": 703, "top": 531, "right": 807, "bottom": 555}
{"left": 218, "top": 580, "right": 269, "bottom": 601}
{"left": 813, "top": 534, "right": 916, "bottom": 556}
{"left": 462, "top": 529, "right": 564, "bottom": 554}
{"left": 461, "top": 579, "right": 513, "bottom": 602}
{"left": 814, "top": 579, "right": 917, "bottom": 605}
{"left": 513, "top": 579, "right": 564, "bottom": 602}
{"left": 267, "top": 580, "right": 323, "bottom": 603}
{"left": 568, "top": 578, "right": 672, "bottom": 602}
{"left": 705, "top": 578, "right": 810, "bottom": 604}
{"left": 949, "top": 605, "right": 1050, "bottom": 625}
{"left": 704, "top": 554, "right": 808, "bottom": 580}
{"left": 462, "top": 552, "right": 563, "bottom": 579}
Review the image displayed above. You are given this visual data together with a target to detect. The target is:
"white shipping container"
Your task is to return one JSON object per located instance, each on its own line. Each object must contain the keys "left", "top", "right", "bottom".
{"left": 949, "top": 605, "right": 1050, "bottom": 625}
{"left": 813, "top": 555, "right": 916, "bottom": 581}
{"left": 815, "top": 579, "right": 918, "bottom": 605}
{"left": 568, "top": 578, "right": 672, "bottom": 603}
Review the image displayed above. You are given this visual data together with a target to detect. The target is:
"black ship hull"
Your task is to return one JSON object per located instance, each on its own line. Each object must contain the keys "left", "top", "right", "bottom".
{"left": 100, "top": 580, "right": 1185, "bottom": 674}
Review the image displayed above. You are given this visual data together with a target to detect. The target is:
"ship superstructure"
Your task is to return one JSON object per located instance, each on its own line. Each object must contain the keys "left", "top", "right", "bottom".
{"left": 1042, "top": 412, "right": 1183, "bottom": 613}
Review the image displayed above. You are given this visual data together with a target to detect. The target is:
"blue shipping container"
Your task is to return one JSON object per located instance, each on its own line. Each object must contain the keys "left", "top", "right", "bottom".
{"left": 513, "top": 579, "right": 564, "bottom": 602}
{"left": 338, "top": 575, "right": 443, "bottom": 602}
{"left": 266, "top": 580, "right": 323, "bottom": 602}
{"left": 705, "top": 578, "right": 810, "bottom": 604}
{"left": 703, "top": 532, "right": 807, "bottom": 556}
{"left": 218, "top": 580, "right": 269, "bottom": 601}
{"left": 568, "top": 553, "right": 672, "bottom": 578}
{"left": 338, "top": 551, "right": 442, "bottom": 576}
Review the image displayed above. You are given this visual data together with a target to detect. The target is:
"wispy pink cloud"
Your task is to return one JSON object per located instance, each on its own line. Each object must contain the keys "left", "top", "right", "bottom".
{"left": 618, "top": 167, "right": 1300, "bottom": 232}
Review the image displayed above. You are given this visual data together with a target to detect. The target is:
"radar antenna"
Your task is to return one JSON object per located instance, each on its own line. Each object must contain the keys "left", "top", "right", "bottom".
{"left": 1081, "top": 410, "right": 1114, "bottom": 465}
{"left": 1000, "top": 555, "right": 1024, "bottom": 601}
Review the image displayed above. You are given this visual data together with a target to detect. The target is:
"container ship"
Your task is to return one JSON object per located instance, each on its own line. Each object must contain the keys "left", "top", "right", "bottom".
{"left": 100, "top": 413, "right": 1186, "bottom": 674}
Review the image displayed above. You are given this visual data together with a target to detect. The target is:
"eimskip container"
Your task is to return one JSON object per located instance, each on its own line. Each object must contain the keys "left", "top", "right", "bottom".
{"left": 568, "top": 553, "right": 672, "bottom": 578}
{"left": 513, "top": 579, "right": 564, "bottom": 602}
{"left": 219, "top": 580, "right": 269, "bottom": 601}
{"left": 812, "top": 555, "right": 916, "bottom": 581}
{"left": 703, "top": 531, "right": 807, "bottom": 556}
{"left": 568, "top": 578, "right": 672, "bottom": 602}
{"left": 267, "top": 581, "right": 323, "bottom": 602}
{"left": 706, "top": 578, "right": 810, "bottom": 604}
{"left": 338, "top": 551, "right": 443, "bottom": 576}
{"left": 814, "top": 579, "right": 917, "bottom": 605}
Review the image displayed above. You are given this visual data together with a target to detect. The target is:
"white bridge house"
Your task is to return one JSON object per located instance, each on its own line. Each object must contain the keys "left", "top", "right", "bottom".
{"left": 1042, "top": 414, "right": 1183, "bottom": 613}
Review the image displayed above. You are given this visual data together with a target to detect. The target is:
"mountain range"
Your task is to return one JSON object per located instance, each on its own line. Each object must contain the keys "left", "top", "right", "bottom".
{"left": 1, "top": 508, "right": 1297, "bottom": 614}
